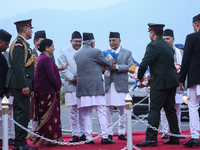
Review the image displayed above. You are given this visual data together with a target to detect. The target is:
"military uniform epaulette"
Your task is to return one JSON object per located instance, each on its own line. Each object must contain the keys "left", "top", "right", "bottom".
{"left": 10, "top": 37, "right": 37, "bottom": 67}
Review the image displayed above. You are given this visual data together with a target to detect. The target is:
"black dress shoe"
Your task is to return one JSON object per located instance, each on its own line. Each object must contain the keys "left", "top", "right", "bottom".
{"left": 108, "top": 134, "right": 113, "bottom": 140}
{"left": 136, "top": 140, "right": 157, "bottom": 147}
{"left": 85, "top": 140, "right": 95, "bottom": 144}
{"left": 0, "top": 139, "right": 2, "bottom": 146}
{"left": 161, "top": 133, "right": 168, "bottom": 139}
{"left": 118, "top": 134, "right": 127, "bottom": 141}
{"left": 9, "top": 138, "right": 15, "bottom": 146}
{"left": 183, "top": 138, "right": 199, "bottom": 147}
{"left": 163, "top": 139, "right": 179, "bottom": 145}
{"left": 13, "top": 144, "right": 38, "bottom": 150}
{"left": 68, "top": 135, "right": 79, "bottom": 143}
{"left": 101, "top": 138, "right": 116, "bottom": 144}
{"left": 80, "top": 134, "right": 86, "bottom": 141}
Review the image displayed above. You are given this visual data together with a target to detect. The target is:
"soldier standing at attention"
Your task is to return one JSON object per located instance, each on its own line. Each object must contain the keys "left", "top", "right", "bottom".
{"left": 5, "top": 19, "right": 38, "bottom": 150}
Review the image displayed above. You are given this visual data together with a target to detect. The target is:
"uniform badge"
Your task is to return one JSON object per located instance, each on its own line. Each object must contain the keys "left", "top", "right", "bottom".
{"left": 15, "top": 43, "right": 23, "bottom": 47}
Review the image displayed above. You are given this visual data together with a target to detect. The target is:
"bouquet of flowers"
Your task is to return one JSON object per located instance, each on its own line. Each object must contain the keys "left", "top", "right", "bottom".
{"left": 129, "top": 65, "right": 151, "bottom": 89}
{"left": 174, "top": 62, "right": 181, "bottom": 75}
{"left": 102, "top": 50, "right": 119, "bottom": 77}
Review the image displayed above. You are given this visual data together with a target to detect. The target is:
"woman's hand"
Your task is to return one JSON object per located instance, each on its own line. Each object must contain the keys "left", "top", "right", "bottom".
{"left": 58, "top": 65, "right": 65, "bottom": 70}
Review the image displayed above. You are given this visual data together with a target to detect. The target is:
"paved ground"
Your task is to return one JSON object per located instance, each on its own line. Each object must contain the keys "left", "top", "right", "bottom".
{"left": 60, "top": 107, "right": 190, "bottom": 135}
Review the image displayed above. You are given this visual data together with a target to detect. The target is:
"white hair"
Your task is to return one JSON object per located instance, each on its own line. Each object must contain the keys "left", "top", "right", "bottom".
{"left": 83, "top": 39, "right": 95, "bottom": 46}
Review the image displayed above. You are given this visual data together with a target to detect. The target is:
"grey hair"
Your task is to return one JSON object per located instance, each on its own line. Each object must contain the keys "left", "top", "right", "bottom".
{"left": 83, "top": 39, "right": 95, "bottom": 45}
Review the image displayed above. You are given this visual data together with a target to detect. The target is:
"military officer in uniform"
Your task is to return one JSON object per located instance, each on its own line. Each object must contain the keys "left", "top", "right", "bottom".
{"left": 136, "top": 23, "right": 180, "bottom": 147}
{"left": 0, "top": 29, "right": 15, "bottom": 146}
{"left": 179, "top": 14, "right": 200, "bottom": 147}
{"left": 5, "top": 19, "right": 38, "bottom": 150}
{"left": 32, "top": 30, "right": 55, "bottom": 62}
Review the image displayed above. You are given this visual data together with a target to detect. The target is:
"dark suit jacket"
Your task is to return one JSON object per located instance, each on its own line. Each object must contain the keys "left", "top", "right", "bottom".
{"left": 5, "top": 36, "right": 34, "bottom": 91}
{"left": 0, "top": 52, "right": 9, "bottom": 97}
{"left": 138, "top": 37, "right": 179, "bottom": 90}
{"left": 32, "top": 47, "right": 55, "bottom": 63}
{"left": 179, "top": 30, "right": 200, "bottom": 88}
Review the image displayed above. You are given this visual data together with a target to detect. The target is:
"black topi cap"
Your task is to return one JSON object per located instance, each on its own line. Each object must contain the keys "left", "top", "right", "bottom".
{"left": 72, "top": 31, "right": 82, "bottom": 39}
{"left": 109, "top": 32, "right": 120, "bottom": 38}
{"left": 14, "top": 19, "right": 33, "bottom": 29}
{"left": 83, "top": 33, "right": 94, "bottom": 41}
{"left": 148, "top": 23, "right": 165, "bottom": 31}
{"left": 34, "top": 30, "right": 46, "bottom": 40}
{"left": 193, "top": 14, "right": 200, "bottom": 23}
{"left": 0, "top": 29, "right": 12, "bottom": 42}
{"left": 163, "top": 29, "right": 174, "bottom": 37}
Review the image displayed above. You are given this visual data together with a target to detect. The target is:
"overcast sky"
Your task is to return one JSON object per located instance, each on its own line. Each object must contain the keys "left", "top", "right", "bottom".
{"left": 0, "top": 0, "right": 125, "bottom": 20}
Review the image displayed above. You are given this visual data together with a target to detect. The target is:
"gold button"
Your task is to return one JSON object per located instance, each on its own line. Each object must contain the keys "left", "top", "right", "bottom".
{"left": 26, "top": 75, "right": 28, "bottom": 77}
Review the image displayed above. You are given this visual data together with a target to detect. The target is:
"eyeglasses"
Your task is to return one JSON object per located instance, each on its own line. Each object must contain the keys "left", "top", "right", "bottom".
{"left": 73, "top": 40, "right": 82, "bottom": 43}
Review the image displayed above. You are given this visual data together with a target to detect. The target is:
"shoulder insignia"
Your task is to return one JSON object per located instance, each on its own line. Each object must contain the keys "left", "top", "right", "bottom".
{"left": 15, "top": 43, "right": 23, "bottom": 47}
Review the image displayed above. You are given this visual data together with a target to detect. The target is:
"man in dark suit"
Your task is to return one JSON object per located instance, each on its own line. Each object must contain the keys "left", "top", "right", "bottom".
{"left": 5, "top": 19, "right": 38, "bottom": 150}
{"left": 0, "top": 29, "right": 11, "bottom": 100}
{"left": 0, "top": 29, "right": 15, "bottom": 147}
{"left": 179, "top": 14, "right": 200, "bottom": 147}
{"left": 32, "top": 30, "right": 55, "bottom": 62}
{"left": 136, "top": 23, "right": 180, "bottom": 147}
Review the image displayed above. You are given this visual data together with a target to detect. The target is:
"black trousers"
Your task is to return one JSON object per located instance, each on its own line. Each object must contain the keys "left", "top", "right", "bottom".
{"left": 145, "top": 87, "right": 180, "bottom": 141}
{"left": 11, "top": 88, "right": 30, "bottom": 147}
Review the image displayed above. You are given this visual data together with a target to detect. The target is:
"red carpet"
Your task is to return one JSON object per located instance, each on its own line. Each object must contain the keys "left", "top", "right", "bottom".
{"left": 7, "top": 130, "right": 199, "bottom": 150}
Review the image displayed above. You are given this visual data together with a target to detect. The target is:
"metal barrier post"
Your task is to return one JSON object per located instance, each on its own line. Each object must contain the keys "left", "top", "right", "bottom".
{"left": 1, "top": 96, "right": 9, "bottom": 150}
{"left": 125, "top": 93, "right": 133, "bottom": 150}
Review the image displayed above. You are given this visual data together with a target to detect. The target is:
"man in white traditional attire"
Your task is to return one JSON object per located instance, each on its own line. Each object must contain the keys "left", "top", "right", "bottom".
{"left": 104, "top": 32, "right": 133, "bottom": 141}
{"left": 74, "top": 32, "right": 116, "bottom": 145}
{"left": 59, "top": 31, "right": 86, "bottom": 143}
{"left": 160, "top": 29, "right": 184, "bottom": 139}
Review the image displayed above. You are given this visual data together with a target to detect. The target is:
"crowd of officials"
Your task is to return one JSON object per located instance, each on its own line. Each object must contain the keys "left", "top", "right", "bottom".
{"left": 0, "top": 13, "right": 200, "bottom": 150}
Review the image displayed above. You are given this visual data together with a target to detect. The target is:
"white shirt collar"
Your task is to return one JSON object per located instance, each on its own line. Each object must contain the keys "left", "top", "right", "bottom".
{"left": 18, "top": 35, "right": 27, "bottom": 42}
{"left": 71, "top": 46, "right": 80, "bottom": 53}
{"left": 111, "top": 46, "right": 121, "bottom": 53}
{"left": 36, "top": 49, "right": 41, "bottom": 56}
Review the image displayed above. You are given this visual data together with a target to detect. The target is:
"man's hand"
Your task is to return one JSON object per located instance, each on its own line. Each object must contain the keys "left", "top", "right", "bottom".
{"left": 22, "top": 87, "right": 30, "bottom": 96}
{"left": 179, "top": 82, "right": 185, "bottom": 91}
{"left": 106, "top": 64, "right": 116, "bottom": 70}
{"left": 58, "top": 65, "right": 65, "bottom": 70}
{"left": 71, "top": 77, "right": 77, "bottom": 86}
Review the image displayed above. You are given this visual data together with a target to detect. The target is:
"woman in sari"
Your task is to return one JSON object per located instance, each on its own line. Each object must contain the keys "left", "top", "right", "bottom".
{"left": 30, "top": 39, "right": 63, "bottom": 147}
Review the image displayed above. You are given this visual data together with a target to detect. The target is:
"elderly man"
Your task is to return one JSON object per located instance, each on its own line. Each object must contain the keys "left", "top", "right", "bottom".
{"left": 32, "top": 30, "right": 55, "bottom": 62}
{"left": 160, "top": 29, "right": 184, "bottom": 139}
{"left": 5, "top": 19, "right": 38, "bottom": 150}
{"left": 0, "top": 29, "right": 15, "bottom": 146}
{"left": 136, "top": 23, "right": 180, "bottom": 147}
{"left": 104, "top": 32, "right": 132, "bottom": 141}
{"left": 59, "top": 31, "right": 85, "bottom": 143}
{"left": 74, "top": 33, "right": 115, "bottom": 145}
{"left": 179, "top": 14, "right": 200, "bottom": 147}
